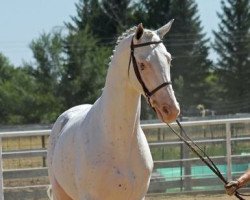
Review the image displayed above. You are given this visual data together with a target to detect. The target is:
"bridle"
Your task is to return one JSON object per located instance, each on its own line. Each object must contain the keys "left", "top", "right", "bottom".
{"left": 128, "top": 36, "right": 172, "bottom": 107}
{"left": 128, "top": 35, "right": 249, "bottom": 200}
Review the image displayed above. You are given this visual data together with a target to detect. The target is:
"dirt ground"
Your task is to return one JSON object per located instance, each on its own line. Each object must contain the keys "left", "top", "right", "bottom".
{"left": 145, "top": 194, "right": 242, "bottom": 200}
{"left": 4, "top": 189, "right": 246, "bottom": 200}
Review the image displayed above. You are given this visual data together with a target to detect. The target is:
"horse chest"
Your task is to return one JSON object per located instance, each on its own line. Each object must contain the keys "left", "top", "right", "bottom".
{"left": 74, "top": 130, "right": 153, "bottom": 200}
{"left": 81, "top": 156, "right": 152, "bottom": 200}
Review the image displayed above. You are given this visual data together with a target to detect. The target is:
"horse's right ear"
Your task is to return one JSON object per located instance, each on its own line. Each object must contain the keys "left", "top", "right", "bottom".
{"left": 156, "top": 19, "right": 174, "bottom": 39}
{"left": 135, "top": 23, "right": 144, "bottom": 40}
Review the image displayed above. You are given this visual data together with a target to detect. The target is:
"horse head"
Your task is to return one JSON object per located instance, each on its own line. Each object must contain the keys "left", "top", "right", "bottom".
{"left": 129, "top": 20, "right": 180, "bottom": 123}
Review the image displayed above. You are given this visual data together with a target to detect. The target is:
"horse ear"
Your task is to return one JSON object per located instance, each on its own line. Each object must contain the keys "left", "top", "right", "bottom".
{"left": 156, "top": 19, "right": 174, "bottom": 39}
{"left": 135, "top": 23, "right": 144, "bottom": 40}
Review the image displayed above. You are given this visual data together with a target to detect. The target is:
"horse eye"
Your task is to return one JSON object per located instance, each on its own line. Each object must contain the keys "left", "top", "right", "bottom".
{"left": 140, "top": 63, "right": 145, "bottom": 71}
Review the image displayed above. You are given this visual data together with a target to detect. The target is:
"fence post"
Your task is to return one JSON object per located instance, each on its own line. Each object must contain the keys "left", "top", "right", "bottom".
{"left": 0, "top": 137, "right": 4, "bottom": 200}
{"left": 41, "top": 136, "right": 46, "bottom": 167}
{"left": 226, "top": 122, "right": 232, "bottom": 181}
{"left": 181, "top": 128, "right": 191, "bottom": 191}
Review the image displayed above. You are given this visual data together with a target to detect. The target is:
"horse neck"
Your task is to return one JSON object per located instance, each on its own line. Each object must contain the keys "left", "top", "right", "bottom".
{"left": 101, "top": 37, "right": 141, "bottom": 139}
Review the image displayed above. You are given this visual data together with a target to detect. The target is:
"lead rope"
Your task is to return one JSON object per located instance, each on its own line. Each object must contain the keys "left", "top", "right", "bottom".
{"left": 127, "top": 35, "right": 249, "bottom": 199}
{"left": 166, "top": 120, "right": 249, "bottom": 200}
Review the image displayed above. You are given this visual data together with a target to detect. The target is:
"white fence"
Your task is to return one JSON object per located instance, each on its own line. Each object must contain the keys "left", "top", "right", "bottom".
{"left": 0, "top": 118, "right": 250, "bottom": 199}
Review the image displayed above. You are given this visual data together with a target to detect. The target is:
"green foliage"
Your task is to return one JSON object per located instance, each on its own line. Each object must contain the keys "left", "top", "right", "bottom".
{"left": 0, "top": 0, "right": 215, "bottom": 124}
{"left": 0, "top": 54, "right": 39, "bottom": 124}
{"left": 4, "top": 0, "right": 250, "bottom": 124}
{"left": 22, "top": 32, "right": 65, "bottom": 123}
{"left": 213, "top": 0, "right": 250, "bottom": 114}
{"left": 167, "top": 0, "right": 213, "bottom": 114}
{"left": 66, "top": 0, "right": 133, "bottom": 44}
{"left": 30, "top": 32, "right": 64, "bottom": 82}
{"left": 61, "top": 27, "right": 111, "bottom": 107}
{"left": 133, "top": 0, "right": 171, "bottom": 28}
{"left": 134, "top": 0, "right": 213, "bottom": 116}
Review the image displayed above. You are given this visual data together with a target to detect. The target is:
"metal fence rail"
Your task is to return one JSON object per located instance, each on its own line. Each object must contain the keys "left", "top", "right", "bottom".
{"left": 0, "top": 118, "right": 250, "bottom": 200}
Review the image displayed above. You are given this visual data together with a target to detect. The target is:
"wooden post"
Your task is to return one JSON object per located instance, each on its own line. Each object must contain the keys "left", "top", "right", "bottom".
{"left": 41, "top": 136, "right": 46, "bottom": 167}
{"left": 157, "top": 128, "right": 161, "bottom": 141}
{"left": 180, "top": 138, "right": 183, "bottom": 191}
{"left": 226, "top": 122, "right": 232, "bottom": 181}
{"left": 0, "top": 137, "right": 4, "bottom": 200}
{"left": 181, "top": 128, "right": 191, "bottom": 191}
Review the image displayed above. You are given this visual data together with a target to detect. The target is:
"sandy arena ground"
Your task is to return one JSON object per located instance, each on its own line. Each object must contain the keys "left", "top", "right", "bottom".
{"left": 145, "top": 194, "right": 242, "bottom": 200}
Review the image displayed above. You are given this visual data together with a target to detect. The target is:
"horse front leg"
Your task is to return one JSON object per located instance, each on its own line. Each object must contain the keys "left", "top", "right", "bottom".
{"left": 51, "top": 176, "right": 73, "bottom": 200}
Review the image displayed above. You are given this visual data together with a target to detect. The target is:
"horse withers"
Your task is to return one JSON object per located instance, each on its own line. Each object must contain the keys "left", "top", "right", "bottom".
{"left": 47, "top": 20, "right": 180, "bottom": 200}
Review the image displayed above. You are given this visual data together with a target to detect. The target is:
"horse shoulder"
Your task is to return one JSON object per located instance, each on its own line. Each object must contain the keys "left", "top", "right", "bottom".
{"left": 48, "top": 104, "right": 93, "bottom": 200}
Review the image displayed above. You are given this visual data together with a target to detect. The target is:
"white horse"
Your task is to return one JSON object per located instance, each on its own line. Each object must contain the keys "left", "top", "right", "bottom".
{"left": 47, "top": 20, "right": 180, "bottom": 200}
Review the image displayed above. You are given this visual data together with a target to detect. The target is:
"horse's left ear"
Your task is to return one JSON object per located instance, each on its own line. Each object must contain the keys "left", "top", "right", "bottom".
{"left": 156, "top": 19, "right": 174, "bottom": 39}
{"left": 135, "top": 23, "right": 144, "bottom": 40}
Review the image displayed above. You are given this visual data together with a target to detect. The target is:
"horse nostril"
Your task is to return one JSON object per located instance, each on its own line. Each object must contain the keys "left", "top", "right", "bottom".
{"left": 162, "top": 106, "right": 170, "bottom": 115}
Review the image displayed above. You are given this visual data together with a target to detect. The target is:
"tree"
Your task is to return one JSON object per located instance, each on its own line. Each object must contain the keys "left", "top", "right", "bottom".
{"left": 133, "top": 0, "right": 213, "bottom": 116}
{"left": 0, "top": 53, "right": 15, "bottom": 123}
{"left": 133, "top": 0, "right": 171, "bottom": 28}
{"left": 24, "top": 31, "right": 65, "bottom": 123}
{"left": 66, "top": 0, "right": 133, "bottom": 44}
{"left": 62, "top": 0, "right": 133, "bottom": 108}
{"left": 1, "top": 0, "right": 217, "bottom": 124}
{"left": 0, "top": 53, "right": 39, "bottom": 124}
{"left": 100, "top": 0, "right": 132, "bottom": 33}
{"left": 60, "top": 27, "right": 111, "bottom": 108}
{"left": 166, "top": 0, "right": 213, "bottom": 115}
{"left": 28, "top": 31, "right": 64, "bottom": 90}
{"left": 213, "top": 0, "right": 250, "bottom": 114}
{"left": 133, "top": 0, "right": 172, "bottom": 120}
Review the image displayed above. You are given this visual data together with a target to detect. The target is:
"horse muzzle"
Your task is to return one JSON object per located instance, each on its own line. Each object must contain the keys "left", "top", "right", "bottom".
{"left": 151, "top": 99, "right": 180, "bottom": 123}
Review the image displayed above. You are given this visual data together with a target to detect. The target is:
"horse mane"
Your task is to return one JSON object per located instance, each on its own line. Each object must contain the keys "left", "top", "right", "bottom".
{"left": 116, "top": 26, "right": 137, "bottom": 44}
{"left": 108, "top": 26, "right": 137, "bottom": 65}
{"left": 116, "top": 26, "right": 155, "bottom": 45}
{"left": 109, "top": 26, "right": 154, "bottom": 65}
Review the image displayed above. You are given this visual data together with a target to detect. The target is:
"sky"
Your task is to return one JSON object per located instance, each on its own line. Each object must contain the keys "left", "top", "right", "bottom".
{"left": 0, "top": 0, "right": 221, "bottom": 67}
